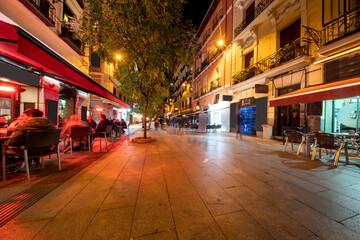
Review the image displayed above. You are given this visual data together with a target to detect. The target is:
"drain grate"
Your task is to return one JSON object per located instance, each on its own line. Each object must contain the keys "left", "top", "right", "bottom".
{"left": 0, "top": 153, "right": 103, "bottom": 228}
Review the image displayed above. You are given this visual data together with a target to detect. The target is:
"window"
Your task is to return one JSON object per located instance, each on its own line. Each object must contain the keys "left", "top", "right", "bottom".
{"left": 245, "top": 2, "right": 255, "bottom": 26}
{"left": 244, "top": 51, "right": 254, "bottom": 68}
{"left": 205, "top": 76, "right": 209, "bottom": 91}
{"left": 91, "top": 52, "right": 101, "bottom": 68}
{"left": 280, "top": 19, "right": 300, "bottom": 48}
{"left": 215, "top": 67, "right": 220, "bottom": 79}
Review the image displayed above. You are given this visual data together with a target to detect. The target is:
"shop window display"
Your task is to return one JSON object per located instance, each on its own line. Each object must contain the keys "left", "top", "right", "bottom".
{"left": 322, "top": 97, "right": 360, "bottom": 133}
{"left": 239, "top": 106, "right": 256, "bottom": 135}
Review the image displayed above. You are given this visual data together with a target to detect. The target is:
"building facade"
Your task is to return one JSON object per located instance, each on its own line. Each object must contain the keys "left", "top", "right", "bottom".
{"left": 0, "top": 0, "right": 129, "bottom": 126}
{"left": 230, "top": 0, "right": 322, "bottom": 137}
{"left": 192, "top": 0, "right": 234, "bottom": 132}
{"left": 167, "top": 65, "right": 193, "bottom": 126}
{"left": 269, "top": 0, "right": 360, "bottom": 136}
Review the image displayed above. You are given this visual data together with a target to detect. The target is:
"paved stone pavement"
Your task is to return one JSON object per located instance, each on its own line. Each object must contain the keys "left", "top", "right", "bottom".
{"left": 1, "top": 127, "right": 360, "bottom": 239}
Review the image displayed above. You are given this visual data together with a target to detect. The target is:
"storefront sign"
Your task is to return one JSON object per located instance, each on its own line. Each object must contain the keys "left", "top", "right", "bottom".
{"left": 222, "top": 95, "right": 233, "bottom": 101}
{"left": 108, "top": 104, "right": 113, "bottom": 109}
{"left": 255, "top": 84, "right": 268, "bottom": 93}
{"left": 240, "top": 97, "right": 256, "bottom": 106}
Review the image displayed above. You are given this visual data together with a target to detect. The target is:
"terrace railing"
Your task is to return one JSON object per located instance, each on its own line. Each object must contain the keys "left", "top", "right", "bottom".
{"left": 323, "top": 7, "right": 360, "bottom": 45}
{"left": 20, "top": 0, "right": 56, "bottom": 26}
{"left": 210, "top": 79, "right": 221, "bottom": 91}
{"left": 233, "top": 37, "right": 312, "bottom": 84}
{"left": 235, "top": 0, "right": 274, "bottom": 38}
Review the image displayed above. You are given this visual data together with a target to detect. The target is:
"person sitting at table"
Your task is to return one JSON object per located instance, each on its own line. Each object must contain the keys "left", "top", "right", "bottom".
{"left": 61, "top": 114, "right": 89, "bottom": 152}
{"left": 93, "top": 114, "right": 115, "bottom": 139}
{"left": 87, "top": 115, "right": 97, "bottom": 130}
{"left": 6, "top": 114, "right": 27, "bottom": 135}
{"left": 120, "top": 119, "right": 127, "bottom": 129}
{"left": 6, "top": 109, "right": 57, "bottom": 166}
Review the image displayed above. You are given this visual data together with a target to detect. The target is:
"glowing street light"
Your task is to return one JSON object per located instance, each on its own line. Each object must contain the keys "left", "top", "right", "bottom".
{"left": 116, "top": 55, "right": 121, "bottom": 60}
{"left": 218, "top": 40, "right": 224, "bottom": 47}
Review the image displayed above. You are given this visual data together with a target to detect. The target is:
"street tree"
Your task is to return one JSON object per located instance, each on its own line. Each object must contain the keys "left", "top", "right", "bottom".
{"left": 78, "top": 0, "right": 199, "bottom": 139}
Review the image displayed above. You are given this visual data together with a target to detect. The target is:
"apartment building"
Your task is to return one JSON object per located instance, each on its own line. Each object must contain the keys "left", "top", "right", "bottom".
{"left": 192, "top": 0, "right": 234, "bottom": 132}
{"left": 0, "top": 0, "right": 129, "bottom": 125}
{"left": 230, "top": 0, "right": 322, "bottom": 137}
{"left": 270, "top": 0, "right": 360, "bottom": 134}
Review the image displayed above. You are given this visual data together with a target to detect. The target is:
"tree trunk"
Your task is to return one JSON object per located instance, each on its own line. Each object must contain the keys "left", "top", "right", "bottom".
{"left": 143, "top": 98, "right": 148, "bottom": 139}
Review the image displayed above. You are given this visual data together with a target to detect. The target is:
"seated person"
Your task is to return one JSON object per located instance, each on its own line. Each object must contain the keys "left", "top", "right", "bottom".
{"left": 7, "top": 109, "right": 57, "bottom": 165}
{"left": 87, "top": 115, "right": 97, "bottom": 130}
{"left": 93, "top": 114, "right": 115, "bottom": 138}
{"left": 120, "top": 119, "right": 127, "bottom": 129}
{"left": 61, "top": 114, "right": 89, "bottom": 152}
{"left": 7, "top": 114, "right": 27, "bottom": 136}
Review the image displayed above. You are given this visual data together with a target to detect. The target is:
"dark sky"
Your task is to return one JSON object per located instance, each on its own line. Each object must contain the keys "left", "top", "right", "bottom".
{"left": 183, "top": 0, "right": 212, "bottom": 27}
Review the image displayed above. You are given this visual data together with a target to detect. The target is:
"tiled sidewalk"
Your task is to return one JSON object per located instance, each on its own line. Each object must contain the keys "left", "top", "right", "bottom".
{"left": 1, "top": 128, "right": 360, "bottom": 239}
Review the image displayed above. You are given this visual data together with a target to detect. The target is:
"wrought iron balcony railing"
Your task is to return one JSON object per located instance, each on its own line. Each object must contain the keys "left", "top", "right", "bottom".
{"left": 201, "top": 58, "right": 209, "bottom": 70}
{"left": 194, "top": 92, "right": 201, "bottom": 100}
{"left": 212, "top": 8, "right": 223, "bottom": 30}
{"left": 201, "top": 86, "right": 208, "bottom": 96}
{"left": 235, "top": 0, "right": 274, "bottom": 38}
{"left": 60, "top": 23, "right": 84, "bottom": 55}
{"left": 210, "top": 79, "right": 221, "bottom": 91}
{"left": 233, "top": 37, "right": 312, "bottom": 84}
{"left": 20, "top": 0, "right": 56, "bottom": 26}
{"left": 323, "top": 7, "right": 360, "bottom": 45}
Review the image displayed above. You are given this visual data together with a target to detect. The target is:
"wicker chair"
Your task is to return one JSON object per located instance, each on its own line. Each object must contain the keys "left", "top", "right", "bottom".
{"left": 311, "top": 132, "right": 344, "bottom": 166}
{"left": 283, "top": 129, "right": 305, "bottom": 155}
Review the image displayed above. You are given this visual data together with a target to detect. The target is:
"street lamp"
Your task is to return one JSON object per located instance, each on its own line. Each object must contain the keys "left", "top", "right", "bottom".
{"left": 116, "top": 55, "right": 121, "bottom": 60}
{"left": 217, "top": 40, "right": 224, "bottom": 47}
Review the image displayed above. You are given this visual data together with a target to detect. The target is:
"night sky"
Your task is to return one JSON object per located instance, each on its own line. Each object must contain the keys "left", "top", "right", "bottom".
{"left": 183, "top": 0, "right": 212, "bottom": 27}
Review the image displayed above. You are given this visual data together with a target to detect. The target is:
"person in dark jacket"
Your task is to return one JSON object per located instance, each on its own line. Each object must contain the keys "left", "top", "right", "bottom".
{"left": 93, "top": 114, "right": 115, "bottom": 138}
{"left": 7, "top": 109, "right": 57, "bottom": 166}
{"left": 8, "top": 109, "right": 56, "bottom": 146}
{"left": 87, "top": 115, "right": 97, "bottom": 130}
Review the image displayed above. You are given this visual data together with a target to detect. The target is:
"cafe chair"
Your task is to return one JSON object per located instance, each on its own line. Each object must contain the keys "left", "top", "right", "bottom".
{"left": 97, "top": 125, "right": 114, "bottom": 152}
{"left": 66, "top": 126, "right": 92, "bottom": 154}
{"left": 283, "top": 129, "right": 305, "bottom": 155}
{"left": 311, "top": 132, "right": 344, "bottom": 166}
{"left": 2, "top": 129, "right": 61, "bottom": 182}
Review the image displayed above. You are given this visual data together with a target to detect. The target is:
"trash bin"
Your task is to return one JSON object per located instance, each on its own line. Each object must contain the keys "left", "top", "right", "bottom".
{"left": 262, "top": 125, "right": 273, "bottom": 139}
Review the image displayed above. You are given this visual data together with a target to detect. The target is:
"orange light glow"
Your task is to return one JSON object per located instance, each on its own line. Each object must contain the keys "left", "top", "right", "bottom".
{"left": 0, "top": 86, "right": 15, "bottom": 92}
{"left": 95, "top": 107, "right": 104, "bottom": 112}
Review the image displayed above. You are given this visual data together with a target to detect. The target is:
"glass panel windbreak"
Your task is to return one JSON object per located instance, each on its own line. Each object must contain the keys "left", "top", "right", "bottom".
{"left": 322, "top": 97, "right": 360, "bottom": 133}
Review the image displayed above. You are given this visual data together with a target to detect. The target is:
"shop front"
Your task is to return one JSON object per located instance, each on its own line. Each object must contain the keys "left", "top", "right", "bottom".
{"left": 238, "top": 98, "right": 256, "bottom": 135}
{"left": 270, "top": 77, "right": 360, "bottom": 133}
{"left": 207, "top": 101, "right": 230, "bottom": 132}
{"left": 0, "top": 15, "right": 129, "bottom": 125}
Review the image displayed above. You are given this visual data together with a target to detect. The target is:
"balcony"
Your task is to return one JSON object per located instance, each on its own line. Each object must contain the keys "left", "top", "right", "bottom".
{"left": 19, "top": 0, "right": 56, "bottom": 26}
{"left": 210, "top": 79, "right": 221, "bottom": 91}
{"left": 212, "top": 8, "right": 223, "bottom": 30}
{"left": 323, "top": 7, "right": 360, "bottom": 45}
{"left": 234, "top": 0, "right": 274, "bottom": 38}
{"left": 201, "top": 86, "right": 208, "bottom": 96}
{"left": 201, "top": 58, "right": 209, "bottom": 70}
{"left": 233, "top": 37, "right": 312, "bottom": 84}
{"left": 59, "top": 23, "right": 85, "bottom": 56}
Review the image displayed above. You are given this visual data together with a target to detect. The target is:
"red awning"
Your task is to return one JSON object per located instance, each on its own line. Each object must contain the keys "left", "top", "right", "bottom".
{"left": 0, "top": 19, "right": 129, "bottom": 108}
{"left": 269, "top": 77, "right": 360, "bottom": 107}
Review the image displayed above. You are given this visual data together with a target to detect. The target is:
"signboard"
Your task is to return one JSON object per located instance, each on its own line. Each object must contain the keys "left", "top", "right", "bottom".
{"left": 255, "top": 84, "right": 268, "bottom": 93}
{"left": 222, "top": 95, "right": 233, "bottom": 101}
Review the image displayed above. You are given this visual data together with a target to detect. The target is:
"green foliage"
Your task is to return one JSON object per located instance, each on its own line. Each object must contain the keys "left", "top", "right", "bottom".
{"left": 80, "top": 0, "right": 199, "bottom": 137}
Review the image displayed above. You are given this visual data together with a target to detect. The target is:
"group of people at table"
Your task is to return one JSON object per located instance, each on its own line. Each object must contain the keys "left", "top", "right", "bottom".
{"left": 0, "top": 109, "right": 127, "bottom": 169}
